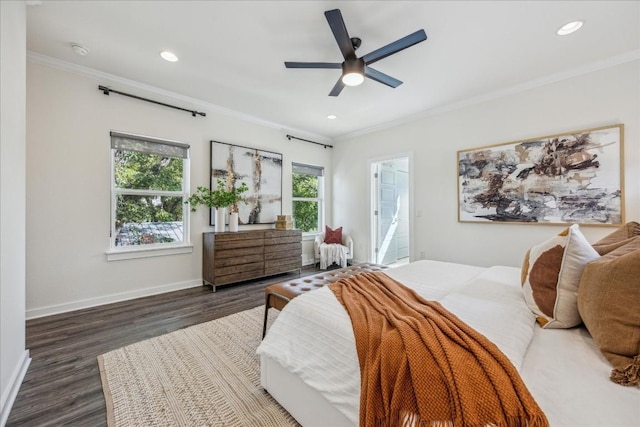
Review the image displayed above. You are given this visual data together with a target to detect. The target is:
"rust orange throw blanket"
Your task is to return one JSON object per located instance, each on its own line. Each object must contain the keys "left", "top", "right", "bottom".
{"left": 329, "top": 271, "right": 548, "bottom": 427}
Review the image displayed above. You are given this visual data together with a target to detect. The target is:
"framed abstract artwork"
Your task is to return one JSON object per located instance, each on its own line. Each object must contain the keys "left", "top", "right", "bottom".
{"left": 457, "top": 124, "right": 624, "bottom": 225}
{"left": 210, "top": 140, "right": 282, "bottom": 225}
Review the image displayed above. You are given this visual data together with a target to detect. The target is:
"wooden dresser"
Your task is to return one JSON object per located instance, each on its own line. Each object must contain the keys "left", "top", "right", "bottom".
{"left": 202, "top": 229, "right": 302, "bottom": 291}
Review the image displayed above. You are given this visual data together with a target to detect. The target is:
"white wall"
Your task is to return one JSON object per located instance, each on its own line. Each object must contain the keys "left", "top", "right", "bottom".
{"left": 334, "top": 60, "right": 640, "bottom": 268}
{"left": 25, "top": 61, "right": 331, "bottom": 318}
{"left": 0, "top": 2, "right": 30, "bottom": 425}
{"left": 24, "top": 47, "right": 639, "bottom": 315}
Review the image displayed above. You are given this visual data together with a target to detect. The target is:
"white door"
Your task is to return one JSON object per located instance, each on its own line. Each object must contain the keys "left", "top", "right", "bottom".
{"left": 395, "top": 170, "right": 409, "bottom": 259}
{"left": 372, "top": 158, "right": 410, "bottom": 265}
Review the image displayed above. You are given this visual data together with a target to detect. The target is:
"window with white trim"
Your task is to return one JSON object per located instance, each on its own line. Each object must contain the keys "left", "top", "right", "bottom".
{"left": 110, "top": 131, "right": 190, "bottom": 251}
{"left": 292, "top": 163, "right": 324, "bottom": 233}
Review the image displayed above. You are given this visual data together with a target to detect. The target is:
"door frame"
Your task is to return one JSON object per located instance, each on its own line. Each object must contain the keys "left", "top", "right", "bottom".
{"left": 368, "top": 152, "right": 414, "bottom": 264}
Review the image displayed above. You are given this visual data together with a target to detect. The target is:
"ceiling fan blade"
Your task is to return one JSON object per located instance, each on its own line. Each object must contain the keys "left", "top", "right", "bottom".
{"left": 365, "top": 66, "right": 403, "bottom": 88}
{"left": 329, "top": 78, "right": 346, "bottom": 97}
{"left": 284, "top": 62, "right": 342, "bottom": 69}
{"left": 324, "top": 9, "right": 356, "bottom": 60}
{"left": 362, "top": 29, "right": 427, "bottom": 66}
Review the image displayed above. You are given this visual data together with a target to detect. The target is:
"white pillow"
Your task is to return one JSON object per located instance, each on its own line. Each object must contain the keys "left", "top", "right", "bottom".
{"left": 521, "top": 224, "right": 600, "bottom": 328}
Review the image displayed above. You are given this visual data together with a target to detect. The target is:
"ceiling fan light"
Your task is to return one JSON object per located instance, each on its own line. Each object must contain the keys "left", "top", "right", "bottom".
{"left": 342, "top": 72, "right": 364, "bottom": 86}
{"left": 342, "top": 58, "right": 365, "bottom": 86}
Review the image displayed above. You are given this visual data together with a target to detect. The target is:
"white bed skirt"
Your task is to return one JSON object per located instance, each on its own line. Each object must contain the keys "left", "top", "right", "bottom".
{"left": 261, "top": 354, "right": 353, "bottom": 426}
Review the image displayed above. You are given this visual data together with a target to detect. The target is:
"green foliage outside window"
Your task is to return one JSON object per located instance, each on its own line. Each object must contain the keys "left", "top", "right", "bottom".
{"left": 114, "top": 150, "right": 184, "bottom": 245}
{"left": 115, "top": 150, "right": 182, "bottom": 191}
{"left": 292, "top": 173, "right": 319, "bottom": 232}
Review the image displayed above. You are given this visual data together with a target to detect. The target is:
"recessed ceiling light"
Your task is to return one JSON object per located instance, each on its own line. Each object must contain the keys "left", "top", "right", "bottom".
{"left": 160, "top": 51, "right": 178, "bottom": 62}
{"left": 557, "top": 21, "right": 583, "bottom": 36}
{"left": 327, "top": 115, "right": 337, "bottom": 120}
{"left": 71, "top": 43, "right": 90, "bottom": 56}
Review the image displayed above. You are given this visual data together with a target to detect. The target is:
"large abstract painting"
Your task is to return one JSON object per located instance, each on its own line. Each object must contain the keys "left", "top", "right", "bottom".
{"left": 210, "top": 140, "right": 282, "bottom": 225}
{"left": 458, "top": 124, "right": 624, "bottom": 225}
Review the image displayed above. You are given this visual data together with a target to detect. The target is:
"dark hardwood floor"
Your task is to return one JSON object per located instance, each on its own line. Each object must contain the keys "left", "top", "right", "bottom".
{"left": 7, "top": 267, "right": 318, "bottom": 427}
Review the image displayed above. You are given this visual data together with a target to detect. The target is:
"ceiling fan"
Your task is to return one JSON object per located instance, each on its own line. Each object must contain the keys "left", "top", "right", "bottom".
{"left": 284, "top": 9, "right": 427, "bottom": 96}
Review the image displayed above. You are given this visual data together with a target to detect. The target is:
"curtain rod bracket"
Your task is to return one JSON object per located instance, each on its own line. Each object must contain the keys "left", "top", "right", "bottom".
{"left": 98, "top": 85, "right": 206, "bottom": 118}
{"left": 286, "top": 134, "right": 333, "bottom": 149}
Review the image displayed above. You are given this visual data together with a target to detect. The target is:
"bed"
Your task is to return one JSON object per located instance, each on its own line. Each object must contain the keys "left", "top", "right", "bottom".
{"left": 257, "top": 259, "right": 639, "bottom": 427}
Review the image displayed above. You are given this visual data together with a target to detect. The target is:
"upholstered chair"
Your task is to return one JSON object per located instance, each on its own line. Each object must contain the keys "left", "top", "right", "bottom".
{"left": 314, "top": 232, "right": 354, "bottom": 269}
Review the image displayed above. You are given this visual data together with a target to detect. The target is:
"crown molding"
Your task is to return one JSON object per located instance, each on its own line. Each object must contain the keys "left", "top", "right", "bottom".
{"left": 28, "top": 49, "right": 639, "bottom": 145}
{"left": 26, "top": 51, "right": 332, "bottom": 144}
{"left": 335, "top": 49, "right": 640, "bottom": 142}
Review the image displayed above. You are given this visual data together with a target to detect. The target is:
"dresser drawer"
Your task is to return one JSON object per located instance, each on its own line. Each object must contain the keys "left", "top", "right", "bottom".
{"left": 264, "top": 242, "right": 302, "bottom": 258}
{"left": 215, "top": 264, "right": 266, "bottom": 285}
{"left": 214, "top": 245, "right": 263, "bottom": 260}
{"left": 215, "top": 237, "right": 264, "bottom": 251}
{"left": 264, "top": 260, "right": 301, "bottom": 276}
{"left": 264, "top": 230, "right": 302, "bottom": 246}
{"left": 214, "top": 253, "right": 264, "bottom": 268}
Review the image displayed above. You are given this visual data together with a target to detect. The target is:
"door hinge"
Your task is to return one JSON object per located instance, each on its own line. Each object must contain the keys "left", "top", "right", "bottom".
{"left": 374, "top": 172, "right": 378, "bottom": 178}
{"left": 374, "top": 210, "right": 378, "bottom": 216}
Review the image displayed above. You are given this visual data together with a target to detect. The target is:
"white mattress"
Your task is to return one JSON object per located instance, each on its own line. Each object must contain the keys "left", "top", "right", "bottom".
{"left": 257, "top": 260, "right": 640, "bottom": 426}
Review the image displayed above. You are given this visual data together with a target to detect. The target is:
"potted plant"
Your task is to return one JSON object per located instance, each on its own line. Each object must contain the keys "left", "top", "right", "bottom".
{"left": 223, "top": 180, "right": 249, "bottom": 232}
{"left": 186, "top": 178, "right": 249, "bottom": 232}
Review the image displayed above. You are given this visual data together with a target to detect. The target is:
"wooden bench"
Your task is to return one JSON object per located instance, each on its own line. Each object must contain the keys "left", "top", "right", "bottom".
{"left": 262, "top": 263, "right": 388, "bottom": 338}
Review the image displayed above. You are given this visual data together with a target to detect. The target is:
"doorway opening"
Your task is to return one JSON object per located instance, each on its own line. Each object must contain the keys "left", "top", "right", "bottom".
{"left": 370, "top": 156, "right": 411, "bottom": 266}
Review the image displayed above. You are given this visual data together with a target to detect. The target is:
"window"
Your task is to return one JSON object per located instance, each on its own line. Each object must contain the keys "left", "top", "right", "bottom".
{"left": 292, "top": 163, "right": 324, "bottom": 233}
{"left": 109, "top": 132, "right": 190, "bottom": 256}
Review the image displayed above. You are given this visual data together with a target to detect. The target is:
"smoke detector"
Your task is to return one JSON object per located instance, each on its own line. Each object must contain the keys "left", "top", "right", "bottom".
{"left": 71, "top": 43, "right": 90, "bottom": 56}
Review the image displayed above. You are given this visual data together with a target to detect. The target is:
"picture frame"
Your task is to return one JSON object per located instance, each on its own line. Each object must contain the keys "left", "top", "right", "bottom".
{"left": 457, "top": 124, "right": 624, "bottom": 226}
{"left": 210, "top": 140, "right": 283, "bottom": 225}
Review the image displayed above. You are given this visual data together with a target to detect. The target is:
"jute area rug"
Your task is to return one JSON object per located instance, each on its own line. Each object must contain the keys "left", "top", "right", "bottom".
{"left": 98, "top": 306, "right": 299, "bottom": 427}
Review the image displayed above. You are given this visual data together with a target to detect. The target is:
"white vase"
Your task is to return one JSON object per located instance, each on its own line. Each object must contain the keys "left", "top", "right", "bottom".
{"left": 229, "top": 211, "right": 239, "bottom": 232}
{"left": 215, "top": 207, "right": 226, "bottom": 232}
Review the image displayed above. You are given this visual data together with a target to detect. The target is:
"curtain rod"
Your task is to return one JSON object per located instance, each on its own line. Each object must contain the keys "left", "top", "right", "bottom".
{"left": 286, "top": 134, "right": 333, "bottom": 149}
{"left": 98, "top": 85, "right": 206, "bottom": 117}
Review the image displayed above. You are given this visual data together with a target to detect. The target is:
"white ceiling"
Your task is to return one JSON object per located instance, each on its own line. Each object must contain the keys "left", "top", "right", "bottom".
{"left": 26, "top": 1, "right": 640, "bottom": 141}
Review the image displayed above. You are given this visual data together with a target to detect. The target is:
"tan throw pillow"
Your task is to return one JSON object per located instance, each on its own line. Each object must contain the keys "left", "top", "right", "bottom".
{"left": 578, "top": 237, "right": 640, "bottom": 386}
{"left": 592, "top": 221, "right": 640, "bottom": 255}
{"left": 521, "top": 224, "right": 600, "bottom": 328}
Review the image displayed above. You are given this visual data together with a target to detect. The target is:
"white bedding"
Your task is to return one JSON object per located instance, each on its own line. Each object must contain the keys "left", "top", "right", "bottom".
{"left": 257, "top": 260, "right": 640, "bottom": 426}
{"left": 258, "top": 261, "right": 530, "bottom": 423}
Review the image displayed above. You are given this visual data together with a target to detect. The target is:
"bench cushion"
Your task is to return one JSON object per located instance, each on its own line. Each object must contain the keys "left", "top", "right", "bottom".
{"left": 265, "top": 263, "right": 387, "bottom": 311}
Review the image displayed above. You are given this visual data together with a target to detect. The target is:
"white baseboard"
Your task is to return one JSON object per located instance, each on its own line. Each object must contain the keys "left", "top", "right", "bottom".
{"left": 0, "top": 350, "right": 30, "bottom": 427}
{"left": 26, "top": 279, "right": 202, "bottom": 320}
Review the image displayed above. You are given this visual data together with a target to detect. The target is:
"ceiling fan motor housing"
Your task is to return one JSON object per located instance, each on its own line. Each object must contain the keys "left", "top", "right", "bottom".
{"left": 342, "top": 57, "right": 365, "bottom": 76}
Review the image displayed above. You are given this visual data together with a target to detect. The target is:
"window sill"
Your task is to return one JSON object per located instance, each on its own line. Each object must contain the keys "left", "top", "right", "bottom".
{"left": 106, "top": 244, "right": 193, "bottom": 261}
{"left": 302, "top": 232, "right": 320, "bottom": 242}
